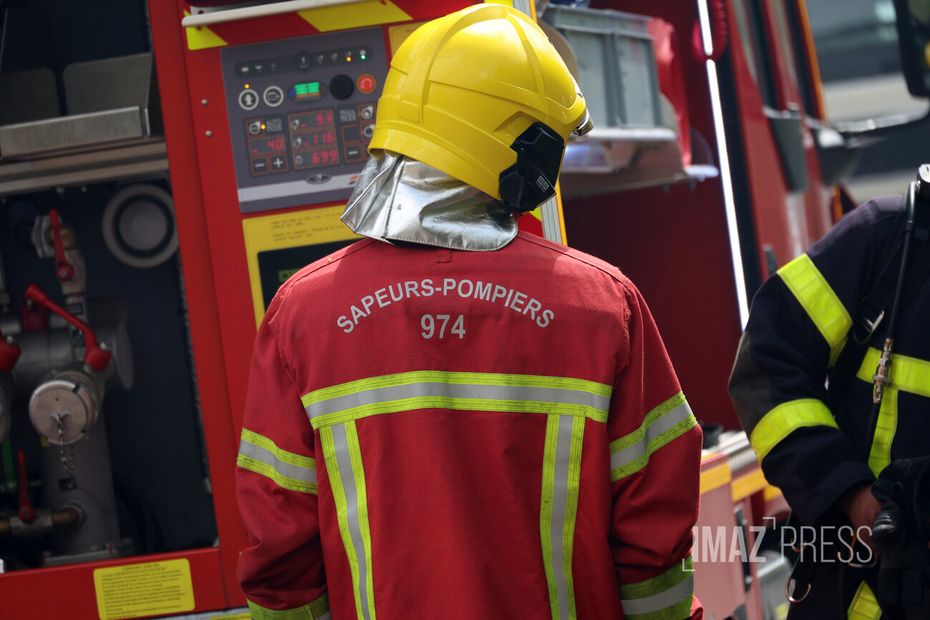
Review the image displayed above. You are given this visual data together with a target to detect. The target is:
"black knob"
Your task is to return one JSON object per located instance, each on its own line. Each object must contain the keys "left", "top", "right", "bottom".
{"left": 330, "top": 75, "right": 354, "bottom": 100}
{"left": 917, "top": 164, "right": 930, "bottom": 200}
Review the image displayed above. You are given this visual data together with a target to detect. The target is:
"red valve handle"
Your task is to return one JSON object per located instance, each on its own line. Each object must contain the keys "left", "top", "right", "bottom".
{"left": 0, "top": 329, "right": 20, "bottom": 373}
{"left": 24, "top": 285, "right": 111, "bottom": 372}
{"left": 16, "top": 450, "right": 35, "bottom": 524}
{"left": 49, "top": 210, "right": 75, "bottom": 283}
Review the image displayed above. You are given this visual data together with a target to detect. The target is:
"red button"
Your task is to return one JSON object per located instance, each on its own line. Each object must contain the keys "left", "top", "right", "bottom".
{"left": 357, "top": 74, "right": 377, "bottom": 95}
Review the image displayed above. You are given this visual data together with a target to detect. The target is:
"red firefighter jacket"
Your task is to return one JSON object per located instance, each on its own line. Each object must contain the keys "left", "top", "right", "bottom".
{"left": 236, "top": 231, "right": 703, "bottom": 619}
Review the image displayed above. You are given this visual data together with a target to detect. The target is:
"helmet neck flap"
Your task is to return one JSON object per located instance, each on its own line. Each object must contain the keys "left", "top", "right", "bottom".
{"left": 341, "top": 151, "right": 517, "bottom": 251}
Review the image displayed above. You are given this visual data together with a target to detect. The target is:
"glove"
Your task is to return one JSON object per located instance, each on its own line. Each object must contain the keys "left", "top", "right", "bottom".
{"left": 870, "top": 457, "right": 930, "bottom": 620}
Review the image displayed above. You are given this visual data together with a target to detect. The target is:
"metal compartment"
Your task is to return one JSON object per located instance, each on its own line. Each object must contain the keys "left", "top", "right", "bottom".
{"left": 541, "top": 4, "right": 719, "bottom": 196}
{"left": 0, "top": 53, "right": 159, "bottom": 159}
{"left": 542, "top": 5, "right": 662, "bottom": 129}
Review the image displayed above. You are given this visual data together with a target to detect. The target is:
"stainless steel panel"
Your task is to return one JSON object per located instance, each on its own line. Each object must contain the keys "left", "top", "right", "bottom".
{"left": 0, "top": 139, "right": 167, "bottom": 196}
{"left": 0, "top": 107, "right": 147, "bottom": 158}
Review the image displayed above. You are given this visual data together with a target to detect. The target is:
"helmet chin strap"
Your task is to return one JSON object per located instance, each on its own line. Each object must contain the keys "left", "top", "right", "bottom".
{"left": 498, "top": 122, "right": 565, "bottom": 214}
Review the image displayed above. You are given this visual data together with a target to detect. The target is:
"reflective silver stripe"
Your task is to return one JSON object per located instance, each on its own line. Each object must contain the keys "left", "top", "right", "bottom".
{"left": 610, "top": 400, "right": 695, "bottom": 473}
{"left": 306, "top": 382, "right": 610, "bottom": 420}
{"left": 331, "top": 424, "right": 373, "bottom": 620}
{"left": 550, "top": 415, "right": 574, "bottom": 619}
{"left": 238, "top": 438, "right": 317, "bottom": 486}
{"left": 621, "top": 574, "right": 695, "bottom": 616}
{"left": 541, "top": 414, "right": 584, "bottom": 619}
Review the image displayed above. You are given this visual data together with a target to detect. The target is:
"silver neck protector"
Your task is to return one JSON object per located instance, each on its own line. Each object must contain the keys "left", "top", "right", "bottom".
{"left": 341, "top": 151, "right": 517, "bottom": 252}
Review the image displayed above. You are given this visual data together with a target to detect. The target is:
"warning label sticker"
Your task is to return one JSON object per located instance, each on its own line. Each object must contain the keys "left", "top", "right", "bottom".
{"left": 243, "top": 205, "right": 359, "bottom": 325}
{"left": 93, "top": 558, "right": 195, "bottom": 620}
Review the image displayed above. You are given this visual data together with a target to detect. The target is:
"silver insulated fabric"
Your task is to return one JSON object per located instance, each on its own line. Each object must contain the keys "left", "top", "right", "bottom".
{"left": 341, "top": 151, "right": 517, "bottom": 251}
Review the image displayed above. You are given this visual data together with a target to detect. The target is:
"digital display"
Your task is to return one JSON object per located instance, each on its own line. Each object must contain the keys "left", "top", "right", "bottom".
{"left": 288, "top": 112, "right": 334, "bottom": 133}
{"left": 320, "top": 110, "right": 334, "bottom": 126}
{"left": 306, "top": 130, "right": 336, "bottom": 146}
{"left": 293, "top": 146, "right": 341, "bottom": 169}
{"left": 295, "top": 81, "right": 320, "bottom": 95}
{"left": 291, "top": 81, "right": 321, "bottom": 102}
{"left": 289, "top": 109, "right": 340, "bottom": 169}
{"left": 250, "top": 135, "right": 287, "bottom": 156}
{"left": 289, "top": 110, "right": 334, "bottom": 131}
{"left": 307, "top": 147, "right": 340, "bottom": 166}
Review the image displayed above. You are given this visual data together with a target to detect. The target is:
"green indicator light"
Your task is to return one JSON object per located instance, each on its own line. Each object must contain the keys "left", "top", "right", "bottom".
{"left": 292, "top": 82, "right": 320, "bottom": 99}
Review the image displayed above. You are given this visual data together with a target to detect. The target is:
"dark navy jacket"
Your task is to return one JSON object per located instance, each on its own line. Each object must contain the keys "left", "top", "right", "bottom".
{"left": 729, "top": 195, "right": 930, "bottom": 525}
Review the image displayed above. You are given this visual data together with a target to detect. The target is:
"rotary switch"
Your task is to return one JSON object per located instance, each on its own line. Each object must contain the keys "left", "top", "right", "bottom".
{"left": 329, "top": 74, "right": 355, "bottom": 100}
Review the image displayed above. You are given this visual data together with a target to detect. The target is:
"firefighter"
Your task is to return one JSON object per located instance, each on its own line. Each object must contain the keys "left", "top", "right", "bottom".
{"left": 235, "top": 5, "right": 703, "bottom": 619}
{"left": 729, "top": 189, "right": 930, "bottom": 619}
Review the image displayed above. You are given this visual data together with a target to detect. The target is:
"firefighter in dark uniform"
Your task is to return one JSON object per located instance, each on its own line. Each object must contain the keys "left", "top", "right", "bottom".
{"left": 729, "top": 190, "right": 930, "bottom": 620}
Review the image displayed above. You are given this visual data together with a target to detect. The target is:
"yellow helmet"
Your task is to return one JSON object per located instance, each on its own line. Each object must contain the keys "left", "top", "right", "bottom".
{"left": 369, "top": 4, "right": 592, "bottom": 213}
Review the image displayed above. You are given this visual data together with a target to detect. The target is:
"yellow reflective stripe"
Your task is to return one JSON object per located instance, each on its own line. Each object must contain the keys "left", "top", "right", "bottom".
{"left": 236, "top": 455, "right": 317, "bottom": 494}
{"left": 848, "top": 581, "right": 881, "bottom": 620}
{"left": 609, "top": 393, "right": 697, "bottom": 482}
{"left": 246, "top": 594, "right": 330, "bottom": 619}
{"left": 868, "top": 387, "right": 898, "bottom": 476}
{"left": 778, "top": 254, "right": 851, "bottom": 364}
{"left": 749, "top": 399, "right": 838, "bottom": 460}
{"left": 321, "top": 425, "right": 375, "bottom": 620}
{"left": 308, "top": 395, "right": 606, "bottom": 429}
{"left": 540, "top": 415, "right": 584, "bottom": 619}
{"left": 857, "top": 347, "right": 930, "bottom": 398}
{"left": 562, "top": 416, "right": 584, "bottom": 619}
{"left": 302, "top": 371, "right": 612, "bottom": 429}
{"left": 241, "top": 428, "right": 314, "bottom": 468}
{"left": 619, "top": 557, "right": 694, "bottom": 620}
{"left": 302, "top": 371, "right": 611, "bottom": 406}
{"left": 237, "top": 428, "right": 317, "bottom": 494}
{"left": 854, "top": 348, "right": 930, "bottom": 475}
{"left": 619, "top": 557, "right": 693, "bottom": 600}
{"left": 540, "top": 417, "right": 559, "bottom": 618}
{"left": 346, "top": 422, "right": 376, "bottom": 620}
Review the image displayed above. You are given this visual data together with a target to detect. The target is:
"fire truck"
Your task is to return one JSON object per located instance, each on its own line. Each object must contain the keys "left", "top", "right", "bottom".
{"left": 0, "top": 0, "right": 927, "bottom": 618}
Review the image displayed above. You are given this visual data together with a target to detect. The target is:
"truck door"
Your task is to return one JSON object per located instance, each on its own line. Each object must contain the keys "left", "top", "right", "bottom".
{"left": 721, "top": 0, "right": 833, "bottom": 289}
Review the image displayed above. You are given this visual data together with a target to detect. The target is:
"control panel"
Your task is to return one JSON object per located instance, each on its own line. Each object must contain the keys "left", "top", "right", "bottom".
{"left": 221, "top": 28, "right": 388, "bottom": 213}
